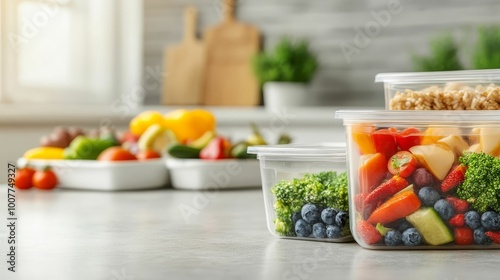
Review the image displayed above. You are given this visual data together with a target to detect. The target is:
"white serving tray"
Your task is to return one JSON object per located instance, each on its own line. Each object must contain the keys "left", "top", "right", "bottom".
{"left": 165, "top": 158, "right": 261, "bottom": 190}
{"left": 17, "top": 158, "right": 169, "bottom": 191}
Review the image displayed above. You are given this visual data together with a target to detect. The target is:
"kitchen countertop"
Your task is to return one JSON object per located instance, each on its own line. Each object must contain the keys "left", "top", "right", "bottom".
{"left": 0, "top": 187, "right": 499, "bottom": 280}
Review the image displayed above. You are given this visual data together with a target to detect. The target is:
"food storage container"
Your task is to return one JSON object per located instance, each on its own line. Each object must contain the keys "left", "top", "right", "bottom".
{"left": 165, "top": 158, "right": 261, "bottom": 190}
{"left": 17, "top": 158, "right": 169, "bottom": 191}
{"left": 336, "top": 110, "right": 500, "bottom": 249}
{"left": 376, "top": 69, "right": 500, "bottom": 110}
{"left": 247, "top": 143, "right": 352, "bottom": 242}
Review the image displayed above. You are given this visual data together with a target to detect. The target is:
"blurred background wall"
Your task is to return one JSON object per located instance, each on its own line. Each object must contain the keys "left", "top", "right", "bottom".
{"left": 143, "top": 0, "right": 500, "bottom": 106}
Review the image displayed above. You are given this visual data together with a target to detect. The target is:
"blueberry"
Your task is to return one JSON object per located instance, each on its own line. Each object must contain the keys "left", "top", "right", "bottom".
{"left": 321, "top": 208, "right": 337, "bottom": 225}
{"left": 326, "top": 225, "right": 342, "bottom": 239}
{"left": 312, "top": 223, "right": 327, "bottom": 238}
{"left": 434, "top": 199, "right": 455, "bottom": 221}
{"left": 301, "top": 203, "right": 321, "bottom": 224}
{"left": 385, "top": 230, "right": 403, "bottom": 246}
{"left": 418, "top": 187, "right": 441, "bottom": 207}
{"left": 481, "top": 211, "right": 500, "bottom": 231}
{"left": 291, "top": 212, "right": 302, "bottom": 224}
{"left": 473, "top": 228, "right": 492, "bottom": 245}
{"left": 398, "top": 219, "right": 413, "bottom": 232}
{"left": 402, "top": 228, "right": 422, "bottom": 246}
{"left": 465, "top": 211, "right": 481, "bottom": 229}
{"left": 335, "top": 211, "right": 348, "bottom": 228}
{"left": 295, "top": 219, "right": 312, "bottom": 237}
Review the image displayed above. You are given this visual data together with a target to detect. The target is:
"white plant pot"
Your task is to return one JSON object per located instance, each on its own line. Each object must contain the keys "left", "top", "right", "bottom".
{"left": 263, "top": 82, "right": 310, "bottom": 112}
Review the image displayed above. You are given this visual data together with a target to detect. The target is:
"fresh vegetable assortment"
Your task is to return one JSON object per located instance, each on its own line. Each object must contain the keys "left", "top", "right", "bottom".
{"left": 352, "top": 125, "right": 500, "bottom": 247}
{"left": 166, "top": 122, "right": 291, "bottom": 160}
{"left": 271, "top": 171, "right": 350, "bottom": 240}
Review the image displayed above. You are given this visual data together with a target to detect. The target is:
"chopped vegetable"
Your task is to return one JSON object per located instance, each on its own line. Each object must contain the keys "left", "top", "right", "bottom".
{"left": 367, "top": 190, "right": 421, "bottom": 225}
{"left": 23, "top": 147, "right": 65, "bottom": 160}
{"left": 271, "top": 171, "right": 349, "bottom": 236}
{"left": 63, "top": 136, "right": 116, "bottom": 160}
{"left": 457, "top": 152, "right": 500, "bottom": 212}
{"left": 164, "top": 109, "right": 216, "bottom": 143}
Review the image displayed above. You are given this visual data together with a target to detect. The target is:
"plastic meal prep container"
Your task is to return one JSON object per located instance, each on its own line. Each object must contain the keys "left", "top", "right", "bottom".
{"left": 376, "top": 69, "right": 500, "bottom": 110}
{"left": 336, "top": 110, "right": 500, "bottom": 249}
{"left": 247, "top": 143, "right": 353, "bottom": 242}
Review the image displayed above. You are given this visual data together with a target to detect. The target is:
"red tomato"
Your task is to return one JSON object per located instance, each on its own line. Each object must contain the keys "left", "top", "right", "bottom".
{"left": 371, "top": 129, "right": 398, "bottom": 160}
{"left": 388, "top": 151, "right": 417, "bottom": 178}
{"left": 97, "top": 147, "right": 137, "bottom": 161}
{"left": 136, "top": 150, "right": 161, "bottom": 160}
{"left": 33, "top": 169, "right": 58, "bottom": 190}
{"left": 395, "top": 127, "right": 421, "bottom": 151}
{"left": 15, "top": 168, "right": 36, "bottom": 190}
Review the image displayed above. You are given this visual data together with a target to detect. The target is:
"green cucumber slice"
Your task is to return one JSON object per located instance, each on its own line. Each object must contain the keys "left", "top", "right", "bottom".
{"left": 406, "top": 207, "right": 453, "bottom": 246}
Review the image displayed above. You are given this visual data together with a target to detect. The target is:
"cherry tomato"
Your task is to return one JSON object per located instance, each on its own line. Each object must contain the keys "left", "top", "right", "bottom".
{"left": 371, "top": 129, "right": 398, "bottom": 159}
{"left": 33, "top": 169, "right": 58, "bottom": 190}
{"left": 97, "top": 147, "right": 137, "bottom": 161}
{"left": 136, "top": 150, "right": 161, "bottom": 160}
{"left": 15, "top": 168, "right": 36, "bottom": 190}
{"left": 388, "top": 151, "right": 417, "bottom": 178}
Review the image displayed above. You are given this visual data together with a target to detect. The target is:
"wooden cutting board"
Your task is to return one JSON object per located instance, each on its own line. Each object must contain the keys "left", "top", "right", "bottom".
{"left": 202, "top": 0, "right": 261, "bottom": 106}
{"left": 161, "top": 6, "right": 205, "bottom": 105}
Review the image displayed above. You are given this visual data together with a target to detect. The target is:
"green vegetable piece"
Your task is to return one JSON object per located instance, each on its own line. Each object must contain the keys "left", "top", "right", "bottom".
{"left": 375, "top": 223, "right": 391, "bottom": 237}
{"left": 167, "top": 144, "right": 201, "bottom": 159}
{"left": 457, "top": 152, "right": 500, "bottom": 212}
{"left": 231, "top": 142, "right": 256, "bottom": 159}
{"left": 277, "top": 133, "right": 292, "bottom": 145}
{"left": 406, "top": 207, "right": 454, "bottom": 246}
{"left": 271, "top": 171, "right": 350, "bottom": 236}
{"left": 188, "top": 131, "right": 215, "bottom": 150}
{"left": 63, "top": 136, "right": 115, "bottom": 160}
{"left": 246, "top": 123, "right": 267, "bottom": 146}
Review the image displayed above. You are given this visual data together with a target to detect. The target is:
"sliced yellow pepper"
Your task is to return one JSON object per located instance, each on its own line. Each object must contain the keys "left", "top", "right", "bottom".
{"left": 24, "top": 147, "right": 65, "bottom": 160}
{"left": 164, "top": 109, "right": 216, "bottom": 143}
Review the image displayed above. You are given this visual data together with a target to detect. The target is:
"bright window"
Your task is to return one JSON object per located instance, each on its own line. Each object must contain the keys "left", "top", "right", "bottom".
{"left": 1, "top": 0, "right": 142, "bottom": 105}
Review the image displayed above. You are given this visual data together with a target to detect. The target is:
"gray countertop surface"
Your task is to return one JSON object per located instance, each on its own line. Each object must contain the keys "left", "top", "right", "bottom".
{"left": 0, "top": 187, "right": 499, "bottom": 280}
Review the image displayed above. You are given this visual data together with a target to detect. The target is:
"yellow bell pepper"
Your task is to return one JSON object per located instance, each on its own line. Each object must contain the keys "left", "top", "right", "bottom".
{"left": 24, "top": 147, "right": 65, "bottom": 160}
{"left": 164, "top": 109, "right": 216, "bottom": 143}
{"left": 129, "top": 111, "right": 165, "bottom": 136}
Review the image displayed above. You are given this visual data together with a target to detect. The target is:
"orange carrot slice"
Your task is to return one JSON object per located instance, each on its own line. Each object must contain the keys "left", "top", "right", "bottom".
{"left": 367, "top": 190, "right": 421, "bottom": 225}
{"left": 358, "top": 153, "right": 387, "bottom": 194}
{"left": 352, "top": 124, "right": 376, "bottom": 154}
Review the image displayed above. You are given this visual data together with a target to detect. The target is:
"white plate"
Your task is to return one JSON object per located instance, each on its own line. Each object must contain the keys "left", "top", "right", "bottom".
{"left": 17, "top": 158, "right": 169, "bottom": 191}
{"left": 165, "top": 158, "right": 261, "bottom": 190}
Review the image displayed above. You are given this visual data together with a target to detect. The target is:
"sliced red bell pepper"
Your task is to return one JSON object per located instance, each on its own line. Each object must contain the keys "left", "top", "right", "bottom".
{"left": 371, "top": 129, "right": 398, "bottom": 160}
{"left": 200, "top": 137, "right": 230, "bottom": 160}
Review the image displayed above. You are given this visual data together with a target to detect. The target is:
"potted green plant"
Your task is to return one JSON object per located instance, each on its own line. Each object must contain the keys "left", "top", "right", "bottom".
{"left": 412, "top": 33, "right": 463, "bottom": 72}
{"left": 252, "top": 38, "right": 318, "bottom": 110}
{"left": 473, "top": 26, "right": 500, "bottom": 69}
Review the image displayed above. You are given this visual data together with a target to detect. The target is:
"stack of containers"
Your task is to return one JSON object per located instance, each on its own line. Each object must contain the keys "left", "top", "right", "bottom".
{"left": 336, "top": 69, "right": 500, "bottom": 249}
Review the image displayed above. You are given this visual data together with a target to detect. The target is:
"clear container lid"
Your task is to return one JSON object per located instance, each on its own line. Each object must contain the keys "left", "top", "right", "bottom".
{"left": 247, "top": 143, "right": 346, "bottom": 160}
{"left": 335, "top": 110, "right": 500, "bottom": 126}
{"left": 375, "top": 69, "right": 500, "bottom": 84}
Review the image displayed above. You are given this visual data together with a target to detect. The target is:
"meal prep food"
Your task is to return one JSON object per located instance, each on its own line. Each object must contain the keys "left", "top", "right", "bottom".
{"left": 336, "top": 110, "right": 500, "bottom": 249}
{"left": 376, "top": 69, "right": 500, "bottom": 110}
{"left": 248, "top": 143, "right": 352, "bottom": 242}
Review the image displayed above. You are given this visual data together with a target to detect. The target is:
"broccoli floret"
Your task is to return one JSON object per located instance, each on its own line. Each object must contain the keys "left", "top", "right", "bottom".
{"left": 457, "top": 152, "right": 500, "bottom": 212}
{"left": 271, "top": 171, "right": 349, "bottom": 236}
